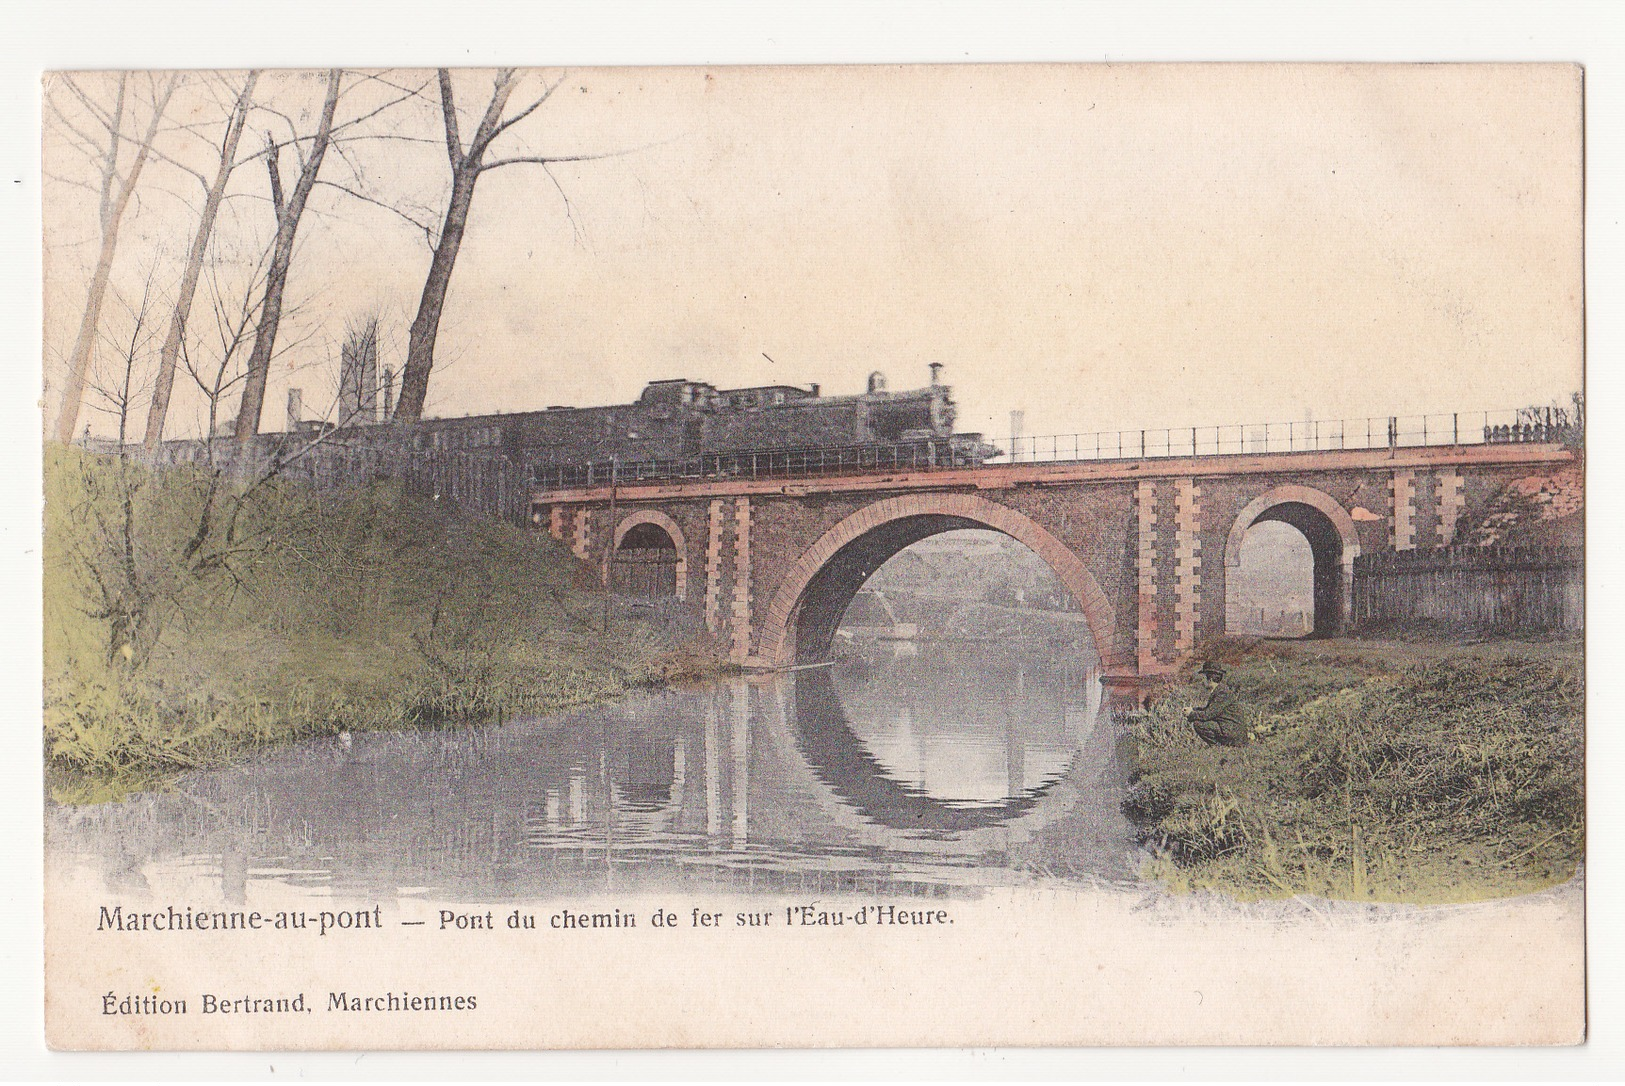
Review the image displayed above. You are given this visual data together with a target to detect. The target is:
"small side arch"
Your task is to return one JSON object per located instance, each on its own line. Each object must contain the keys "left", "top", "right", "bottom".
{"left": 1224, "top": 484, "right": 1361, "bottom": 636}
{"left": 613, "top": 509, "right": 688, "bottom": 601}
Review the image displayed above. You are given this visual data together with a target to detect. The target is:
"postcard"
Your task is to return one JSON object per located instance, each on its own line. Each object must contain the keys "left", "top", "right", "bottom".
{"left": 41, "top": 62, "right": 1584, "bottom": 1049}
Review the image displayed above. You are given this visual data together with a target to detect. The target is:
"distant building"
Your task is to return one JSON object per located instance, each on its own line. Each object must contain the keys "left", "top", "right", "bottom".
{"left": 337, "top": 325, "right": 380, "bottom": 425}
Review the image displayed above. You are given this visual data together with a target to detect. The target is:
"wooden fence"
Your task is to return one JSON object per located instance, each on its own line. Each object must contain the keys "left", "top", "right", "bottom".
{"left": 118, "top": 435, "right": 531, "bottom": 526}
{"left": 1352, "top": 546, "right": 1583, "bottom": 634}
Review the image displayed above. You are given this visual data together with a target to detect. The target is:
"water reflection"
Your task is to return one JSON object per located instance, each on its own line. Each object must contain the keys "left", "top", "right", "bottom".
{"left": 47, "top": 646, "right": 1134, "bottom": 903}
{"left": 794, "top": 651, "right": 1100, "bottom": 831}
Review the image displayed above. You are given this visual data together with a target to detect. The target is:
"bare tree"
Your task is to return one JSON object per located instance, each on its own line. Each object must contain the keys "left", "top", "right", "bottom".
{"left": 58, "top": 266, "right": 168, "bottom": 668}
{"left": 85, "top": 264, "right": 163, "bottom": 449}
{"left": 232, "top": 69, "right": 342, "bottom": 443}
{"left": 1514, "top": 391, "right": 1586, "bottom": 451}
{"left": 393, "top": 69, "right": 628, "bottom": 422}
{"left": 48, "top": 72, "right": 181, "bottom": 444}
{"left": 154, "top": 246, "right": 386, "bottom": 620}
{"left": 184, "top": 247, "right": 270, "bottom": 452}
{"left": 141, "top": 71, "right": 260, "bottom": 449}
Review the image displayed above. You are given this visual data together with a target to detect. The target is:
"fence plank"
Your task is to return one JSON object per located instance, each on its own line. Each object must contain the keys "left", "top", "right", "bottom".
{"left": 1352, "top": 546, "right": 1582, "bottom": 634}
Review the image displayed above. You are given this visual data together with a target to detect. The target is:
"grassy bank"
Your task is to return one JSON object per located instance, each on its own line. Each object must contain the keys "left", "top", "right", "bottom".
{"left": 44, "top": 447, "right": 724, "bottom": 804}
{"left": 1124, "top": 637, "right": 1584, "bottom": 902}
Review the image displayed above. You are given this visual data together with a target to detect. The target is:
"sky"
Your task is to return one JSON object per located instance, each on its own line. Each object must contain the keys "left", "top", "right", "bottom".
{"left": 43, "top": 63, "right": 1583, "bottom": 443}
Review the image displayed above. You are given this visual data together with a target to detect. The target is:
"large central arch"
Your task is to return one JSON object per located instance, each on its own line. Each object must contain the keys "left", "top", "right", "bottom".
{"left": 756, "top": 492, "right": 1130, "bottom": 670}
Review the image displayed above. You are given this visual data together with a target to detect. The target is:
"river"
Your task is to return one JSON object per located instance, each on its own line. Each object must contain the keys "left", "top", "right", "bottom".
{"left": 46, "top": 643, "right": 1137, "bottom": 905}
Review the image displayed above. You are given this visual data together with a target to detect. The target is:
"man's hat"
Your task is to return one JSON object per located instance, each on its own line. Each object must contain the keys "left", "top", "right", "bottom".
{"left": 1198, "top": 660, "right": 1227, "bottom": 680}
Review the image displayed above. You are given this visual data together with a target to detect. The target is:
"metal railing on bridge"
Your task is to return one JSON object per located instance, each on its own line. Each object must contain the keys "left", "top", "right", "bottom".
{"left": 990, "top": 409, "right": 1573, "bottom": 463}
{"left": 531, "top": 407, "right": 1575, "bottom": 491}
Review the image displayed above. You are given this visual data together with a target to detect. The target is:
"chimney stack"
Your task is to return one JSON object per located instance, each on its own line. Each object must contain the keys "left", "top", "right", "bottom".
{"left": 929, "top": 362, "right": 944, "bottom": 385}
{"left": 286, "top": 388, "right": 303, "bottom": 431}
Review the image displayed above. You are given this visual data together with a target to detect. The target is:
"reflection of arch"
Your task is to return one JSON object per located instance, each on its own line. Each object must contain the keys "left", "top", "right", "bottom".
{"left": 758, "top": 493, "right": 1127, "bottom": 668}
{"left": 614, "top": 510, "right": 687, "bottom": 601}
{"left": 789, "top": 668, "right": 1062, "bottom": 831}
{"left": 1224, "top": 485, "right": 1360, "bottom": 636}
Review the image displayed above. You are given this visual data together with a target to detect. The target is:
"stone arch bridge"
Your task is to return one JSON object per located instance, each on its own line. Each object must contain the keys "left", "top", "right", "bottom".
{"left": 533, "top": 442, "right": 1572, "bottom": 696}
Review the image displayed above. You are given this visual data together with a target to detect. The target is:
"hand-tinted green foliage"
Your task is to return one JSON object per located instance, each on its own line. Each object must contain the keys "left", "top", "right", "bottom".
{"left": 44, "top": 447, "right": 723, "bottom": 800}
{"left": 1124, "top": 640, "right": 1583, "bottom": 902}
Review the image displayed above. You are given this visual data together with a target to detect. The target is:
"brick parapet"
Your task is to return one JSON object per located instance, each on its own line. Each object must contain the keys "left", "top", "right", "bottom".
{"left": 535, "top": 442, "right": 1574, "bottom": 507}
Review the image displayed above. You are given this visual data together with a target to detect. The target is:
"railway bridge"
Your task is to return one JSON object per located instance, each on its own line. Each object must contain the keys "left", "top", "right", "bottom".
{"left": 531, "top": 431, "right": 1573, "bottom": 696}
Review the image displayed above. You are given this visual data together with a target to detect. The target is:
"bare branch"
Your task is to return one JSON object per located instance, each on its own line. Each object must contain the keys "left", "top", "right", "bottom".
{"left": 314, "top": 178, "right": 437, "bottom": 243}
{"left": 321, "top": 131, "right": 444, "bottom": 148}
{"left": 57, "top": 73, "right": 116, "bottom": 131}
{"left": 481, "top": 142, "right": 664, "bottom": 173}
{"left": 44, "top": 100, "right": 107, "bottom": 162}
{"left": 344, "top": 70, "right": 435, "bottom": 98}
{"left": 247, "top": 103, "right": 300, "bottom": 146}
{"left": 332, "top": 75, "right": 434, "bottom": 136}
{"left": 158, "top": 116, "right": 238, "bottom": 155}
{"left": 438, "top": 69, "right": 463, "bottom": 166}
{"left": 43, "top": 169, "right": 101, "bottom": 196}
{"left": 463, "top": 69, "right": 518, "bottom": 162}
{"left": 95, "top": 73, "right": 130, "bottom": 228}
{"left": 540, "top": 162, "right": 585, "bottom": 247}
{"left": 131, "top": 137, "right": 211, "bottom": 190}
{"left": 482, "top": 73, "right": 566, "bottom": 147}
{"left": 264, "top": 133, "right": 285, "bottom": 216}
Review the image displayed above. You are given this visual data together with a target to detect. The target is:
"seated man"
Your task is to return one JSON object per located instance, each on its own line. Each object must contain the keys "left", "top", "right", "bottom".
{"left": 1187, "top": 660, "right": 1249, "bottom": 746}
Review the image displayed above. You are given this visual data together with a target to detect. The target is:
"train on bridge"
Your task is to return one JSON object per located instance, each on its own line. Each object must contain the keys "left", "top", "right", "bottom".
{"left": 292, "top": 365, "right": 996, "bottom": 487}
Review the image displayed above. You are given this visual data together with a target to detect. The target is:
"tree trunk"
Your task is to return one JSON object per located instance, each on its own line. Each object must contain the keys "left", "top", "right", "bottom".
{"left": 143, "top": 72, "right": 258, "bottom": 448}
{"left": 52, "top": 75, "right": 176, "bottom": 444}
{"left": 393, "top": 166, "right": 479, "bottom": 421}
{"left": 55, "top": 232, "right": 123, "bottom": 444}
{"left": 234, "top": 70, "right": 341, "bottom": 444}
{"left": 391, "top": 69, "right": 518, "bottom": 423}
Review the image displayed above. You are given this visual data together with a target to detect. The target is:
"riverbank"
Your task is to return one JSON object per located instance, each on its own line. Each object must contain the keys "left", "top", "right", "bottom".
{"left": 1122, "top": 635, "right": 1584, "bottom": 902}
{"left": 43, "top": 447, "right": 726, "bottom": 804}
